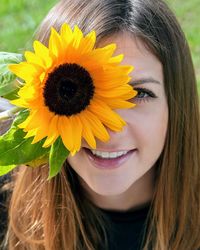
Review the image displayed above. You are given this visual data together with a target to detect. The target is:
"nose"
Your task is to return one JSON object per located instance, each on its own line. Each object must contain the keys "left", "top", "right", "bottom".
{"left": 115, "top": 107, "right": 130, "bottom": 119}
{"left": 106, "top": 126, "right": 125, "bottom": 137}
{"left": 95, "top": 122, "right": 127, "bottom": 147}
{"left": 105, "top": 106, "right": 131, "bottom": 135}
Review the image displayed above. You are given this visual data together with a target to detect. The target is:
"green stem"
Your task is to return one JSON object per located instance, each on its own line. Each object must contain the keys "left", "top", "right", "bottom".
{"left": 0, "top": 106, "right": 22, "bottom": 121}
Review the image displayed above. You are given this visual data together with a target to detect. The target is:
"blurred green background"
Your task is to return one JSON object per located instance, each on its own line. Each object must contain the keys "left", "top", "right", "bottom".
{"left": 0, "top": 0, "right": 199, "bottom": 90}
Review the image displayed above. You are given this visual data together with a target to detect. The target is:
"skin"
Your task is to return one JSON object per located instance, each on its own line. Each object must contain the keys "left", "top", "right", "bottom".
{"left": 67, "top": 32, "right": 168, "bottom": 211}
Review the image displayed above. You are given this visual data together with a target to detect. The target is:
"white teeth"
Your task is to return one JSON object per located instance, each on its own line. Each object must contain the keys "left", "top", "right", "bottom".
{"left": 90, "top": 150, "right": 128, "bottom": 159}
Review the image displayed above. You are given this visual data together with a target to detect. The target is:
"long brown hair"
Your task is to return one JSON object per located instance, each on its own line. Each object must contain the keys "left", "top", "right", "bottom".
{"left": 4, "top": 0, "right": 200, "bottom": 249}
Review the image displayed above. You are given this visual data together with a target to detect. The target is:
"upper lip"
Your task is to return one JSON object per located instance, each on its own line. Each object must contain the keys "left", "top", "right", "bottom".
{"left": 83, "top": 147, "right": 135, "bottom": 152}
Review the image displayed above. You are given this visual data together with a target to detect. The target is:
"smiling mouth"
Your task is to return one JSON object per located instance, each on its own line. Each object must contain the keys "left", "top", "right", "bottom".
{"left": 83, "top": 147, "right": 137, "bottom": 169}
{"left": 85, "top": 148, "right": 131, "bottom": 158}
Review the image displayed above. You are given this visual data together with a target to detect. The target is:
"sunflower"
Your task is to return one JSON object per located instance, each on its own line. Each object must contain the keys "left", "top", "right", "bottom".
{"left": 9, "top": 23, "right": 137, "bottom": 156}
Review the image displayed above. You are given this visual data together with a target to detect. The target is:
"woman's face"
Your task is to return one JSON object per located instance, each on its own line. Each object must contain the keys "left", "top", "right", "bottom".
{"left": 67, "top": 32, "right": 168, "bottom": 210}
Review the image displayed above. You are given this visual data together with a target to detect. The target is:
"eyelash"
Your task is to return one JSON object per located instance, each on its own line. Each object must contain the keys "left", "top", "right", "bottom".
{"left": 132, "top": 87, "right": 157, "bottom": 103}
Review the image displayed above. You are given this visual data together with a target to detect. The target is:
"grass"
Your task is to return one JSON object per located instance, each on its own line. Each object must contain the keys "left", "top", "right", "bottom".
{"left": 167, "top": 0, "right": 200, "bottom": 90}
{"left": 0, "top": 0, "right": 56, "bottom": 52}
{"left": 0, "top": 0, "right": 199, "bottom": 89}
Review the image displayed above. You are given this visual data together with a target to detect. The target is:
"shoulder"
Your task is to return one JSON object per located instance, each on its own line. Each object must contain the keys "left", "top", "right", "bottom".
{"left": 0, "top": 174, "right": 11, "bottom": 242}
{"left": 0, "top": 174, "right": 11, "bottom": 206}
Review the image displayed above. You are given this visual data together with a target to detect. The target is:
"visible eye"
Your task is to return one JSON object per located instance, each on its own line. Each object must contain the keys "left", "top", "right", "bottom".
{"left": 132, "top": 87, "right": 157, "bottom": 103}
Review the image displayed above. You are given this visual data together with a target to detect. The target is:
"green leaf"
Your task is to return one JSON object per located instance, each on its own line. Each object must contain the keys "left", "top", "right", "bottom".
{"left": 26, "top": 153, "right": 49, "bottom": 168}
{"left": 48, "top": 137, "right": 70, "bottom": 179}
{"left": 0, "top": 110, "right": 49, "bottom": 166}
{"left": 3, "top": 88, "right": 20, "bottom": 100}
{"left": 0, "top": 52, "right": 22, "bottom": 65}
{"left": 0, "top": 165, "right": 17, "bottom": 176}
{"left": 0, "top": 52, "right": 23, "bottom": 97}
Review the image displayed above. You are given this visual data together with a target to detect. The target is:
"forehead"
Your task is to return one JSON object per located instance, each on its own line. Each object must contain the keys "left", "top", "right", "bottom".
{"left": 98, "top": 32, "right": 164, "bottom": 85}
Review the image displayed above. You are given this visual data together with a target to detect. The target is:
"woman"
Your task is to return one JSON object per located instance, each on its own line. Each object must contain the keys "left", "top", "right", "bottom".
{"left": 1, "top": 0, "right": 200, "bottom": 249}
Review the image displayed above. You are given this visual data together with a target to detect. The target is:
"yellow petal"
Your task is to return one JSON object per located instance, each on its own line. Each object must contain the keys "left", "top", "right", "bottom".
{"left": 108, "top": 54, "right": 124, "bottom": 65}
{"left": 90, "top": 43, "right": 116, "bottom": 63}
{"left": 43, "top": 115, "right": 59, "bottom": 147}
{"left": 98, "top": 97, "right": 136, "bottom": 109}
{"left": 10, "top": 98, "right": 28, "bottom": 108}
{"left": 58, "top": 116, "right": 74, "bottom": 152}
{"left": 18, "top": 112, "right": 36, "bottom": 129}
{"left": 117, "top": 89, "right": 138, "bottom": 100}
{"left": 79, "top": 112, "right": 96, "bottom": 149}
{"left": 119, "top": 65, "right": 134, "bottom": 74}
{"left": 49, "top": 27, "right": 62, "bottom": 59}
{"left": 9, "top": 62, "right": 41, "bottom": 82}
{"left": 24, "top": 128, "right": 38, "bottom": 138}
{"left": 72, "top": 25, "right": 83, "bottom": 49}
{"left": 17, "top": 84, "right": 35, "bottom": 100}
{"left": 33, "top": 40, "right": 49, "bottom": 56}
{"left": 31, "top": 129, "right": 47, "bottom": 144}
{"left": 60, "top": 23, "right": 73, "bottom": 44}
{"left": 89, "top": 99, "right": 126, "bottom": 131}
{"left": 78, "top": 30, "right": 96, "bottom": 54}
{"left": 29, "top": 109, "right": 53, "bottom": 143}
{"left": 33, "top": 41, "right": 52, "bottom": 68}
{"left": 43, "top": 134, "right": 58, "bottom": 148}
{"left": 95, "top": 84, "right": 135, "bottom": 98}
{"left": 82, "top": 110, "right": 110, "bottom": 142}
{"left": 79, "top": 45, "right": 121, "bottom": 72}
{"left": 93, "top": 73, "right": 131, "bottom": 89}
{"left": 59, "top": 24, "right": 73, "bottom": 60}
{"left": 21, "top": 108, "right": 53, "bottom": 133}
{"left": 24, "top": 51, "right": 45, "bottom": 68}
{"left": 39, "top": 72, "right": 46, "bottom": 83}
{"left": 70, "top": 115, "right": 83, "bottom": 153}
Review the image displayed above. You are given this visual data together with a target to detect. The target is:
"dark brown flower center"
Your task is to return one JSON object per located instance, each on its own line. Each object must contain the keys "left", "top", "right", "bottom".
{"left": 43, "top": 63, "right": 95, "bottom": 116}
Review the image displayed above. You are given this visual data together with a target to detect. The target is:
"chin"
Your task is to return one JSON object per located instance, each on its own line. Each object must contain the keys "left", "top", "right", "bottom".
{"left": 82, "top": 176, "right": 134, "bottom": 197}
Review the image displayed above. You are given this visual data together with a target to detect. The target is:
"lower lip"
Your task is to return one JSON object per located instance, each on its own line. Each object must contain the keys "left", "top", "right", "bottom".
{"left": 83, "top": 148, "right": 136, "bottom": 169}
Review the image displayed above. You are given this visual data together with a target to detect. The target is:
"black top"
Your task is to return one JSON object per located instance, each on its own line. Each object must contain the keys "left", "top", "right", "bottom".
{"left": 100, "top": 203, "right": 150, "bottom": 250}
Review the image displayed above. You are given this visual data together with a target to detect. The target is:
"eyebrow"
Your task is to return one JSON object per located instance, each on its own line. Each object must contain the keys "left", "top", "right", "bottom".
{"left": 129, "top": 77, "right": 161, "bottom": 86}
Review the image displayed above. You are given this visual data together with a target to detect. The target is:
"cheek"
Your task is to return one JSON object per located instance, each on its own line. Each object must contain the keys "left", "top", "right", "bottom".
{"left": 66, "top": 150, "right": 91, "bottom": 183}
{"left": 126, "top": 103, "right": 168, "bottom": 160}
{"left": 67, "top": 154, "right": 82, "bottom": 174}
